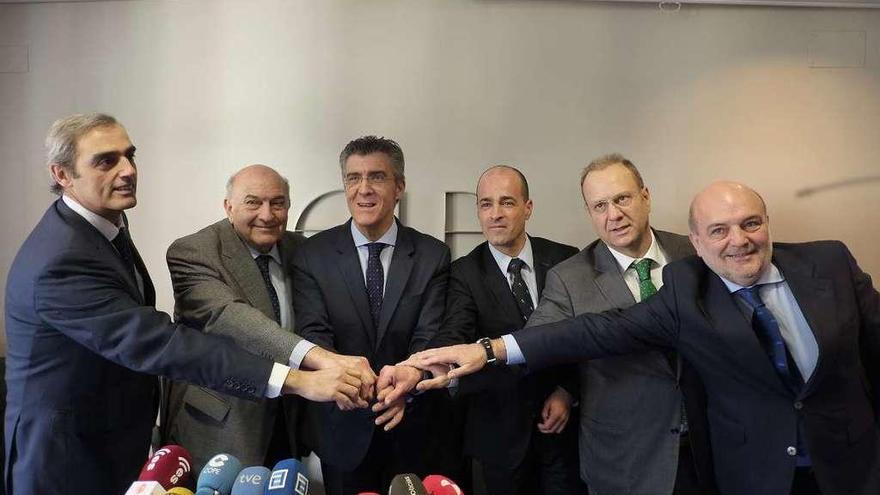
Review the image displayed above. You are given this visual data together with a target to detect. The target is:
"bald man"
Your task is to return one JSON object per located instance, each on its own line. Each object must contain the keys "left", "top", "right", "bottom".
{"left": 164, "top": 165, "right": 376, "bottom": 472}
{"left": 409, "top": 182, "right": 880, "bottom": 495}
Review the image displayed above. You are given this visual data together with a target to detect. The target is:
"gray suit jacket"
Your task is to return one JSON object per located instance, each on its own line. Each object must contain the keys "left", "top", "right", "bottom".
{"left": 526, "top": 230, "right": 694, "bottom": 495}
{"left": 163, "top": 219, "right": 306, "bottom": 471}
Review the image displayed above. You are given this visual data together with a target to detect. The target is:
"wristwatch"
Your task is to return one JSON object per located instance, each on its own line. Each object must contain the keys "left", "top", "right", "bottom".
{"left": 477, "top": 337, "right": 497, "bottom": 365}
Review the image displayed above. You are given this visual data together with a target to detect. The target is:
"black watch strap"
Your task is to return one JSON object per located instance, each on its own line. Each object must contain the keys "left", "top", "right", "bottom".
{"left": 477, "top": 337, "right": 497, "bottom": 365}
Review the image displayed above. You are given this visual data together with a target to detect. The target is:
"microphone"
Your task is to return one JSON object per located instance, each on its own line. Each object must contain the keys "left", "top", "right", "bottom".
{"left": 124, "top": 481, "right": 165, "bottom": 495}
{"left": 125, "top": 445, "right": 194, "bottom": 495}
{"left": 356, "top": 493, "right": 381, "bottom": 495}
{"left": 230, "top": 466, "right": 271, "bottom": 495}
{"left": 139, "top": 445, "right": 194, "bottom": 489}
{"left": 195, "top": 453, "right": 242, "bottom": 495}
{"left": 388, "top": 474, "right": 428, "bottom": 495}
{"left": 167, "top": 488, "right": 196, "bottom": 495}
{"left": 265, "top": 458, "right": 310, "bottom": 494}
{"left": 422, "top": 475, "right": 464, "bottom": 495}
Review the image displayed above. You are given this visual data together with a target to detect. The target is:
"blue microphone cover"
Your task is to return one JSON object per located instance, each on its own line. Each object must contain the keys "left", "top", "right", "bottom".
{"left": 195, "top": 453, "right": 242, "bottom": 495}
{"left": 264, "top": 458, "right": 309, "bottom": 494}
{"left": 231, "top": 466, "right": 272, "bottom": 495}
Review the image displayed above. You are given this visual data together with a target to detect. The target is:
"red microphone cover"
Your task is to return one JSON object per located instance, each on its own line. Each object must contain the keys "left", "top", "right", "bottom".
{"left": 423, "top": 475, "right": 464, "bottom": 495}
{"left": 138, "top": 445, "right": 193, "bottom": 488}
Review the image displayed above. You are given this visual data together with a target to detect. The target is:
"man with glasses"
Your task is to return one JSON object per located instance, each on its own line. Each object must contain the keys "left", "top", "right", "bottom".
{"left": 292, "top": 136, "right": 451, "bottom": 495}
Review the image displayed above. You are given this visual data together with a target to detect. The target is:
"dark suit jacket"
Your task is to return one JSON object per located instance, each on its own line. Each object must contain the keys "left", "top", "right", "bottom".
{"left": 3, "top": 200, "right": 273, "bottom": 495}
{"left": 292, "top": 219, "right": 450, "bottom": 470}
{"left": 429, "top": 236, "right": 577, "bottom": 468}
{"left": 164, "top": 219, "right": 306, "bottom": 471}
{"left": 527, "top": 230, "right": 714, "bottom": 494}
{"left": 514, "top": 241, "right": 880, "bottom": 495}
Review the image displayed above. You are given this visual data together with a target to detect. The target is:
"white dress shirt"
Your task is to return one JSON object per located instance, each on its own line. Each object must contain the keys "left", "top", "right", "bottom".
{"left": 351, "top": 220, "right": 398, "bottom": 295}
{"left": 488, "top": 237, "right": 538, "bottom": 306}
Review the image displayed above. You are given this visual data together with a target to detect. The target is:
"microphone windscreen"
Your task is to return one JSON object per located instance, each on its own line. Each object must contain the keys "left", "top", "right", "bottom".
{"left": 230, "top": 466, "right": 271, "bottom": 495}
{"left": 422, "top": 475, "right": 464, "bottom": 495}
{"left": 167, "top": 488, "right": 195, "bottom": 495}
{"left": 195, "top": 453, "right": 242, "bottom": 495}
{"left": 356, "top": 493, "right": 382, "bottom": 495}
{"left": 265, "top": 458, "right": 310, "bottom": 494}
{"left": 139, "top": 445, "right": 194, "bottom": 489}
{"left": 123, "top": 481, "right": 165, "bottom": 495}
{"left": 388, "top": 474, "right": 429, "bottom": 495}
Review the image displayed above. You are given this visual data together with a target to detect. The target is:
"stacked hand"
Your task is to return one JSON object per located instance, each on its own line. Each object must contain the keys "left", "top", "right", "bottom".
{"left": 298, "top": 347, "right": 378, "bottom": 408}
{"left": 398, "top": 342, "right": 498, "bottom": 391}
{"left": 282, "top": 367, "right": 368, "bottom": 410}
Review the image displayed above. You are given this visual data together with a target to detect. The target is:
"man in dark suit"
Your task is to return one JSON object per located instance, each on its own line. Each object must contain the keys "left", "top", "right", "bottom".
{"left": 4, "top": 114, "right": 366, "bottom": 495}
{"left": 292, "top": 136, "right": 450, "bottom": 495}
{"left": 525, "top": 154, "right": 709, "bottom": 495}
{"left": 428, "top": 165, "right": 581, "bottom": 495}
{"left": 164, "top": 164, "right": 377, "bottom": 472}
{"left": 409, "top": 181, "right": 880, "bottom": 495}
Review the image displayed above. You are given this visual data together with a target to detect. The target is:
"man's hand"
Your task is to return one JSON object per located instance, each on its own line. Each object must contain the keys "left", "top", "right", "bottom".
{"left": 282, "top": 368, "right": 368, "bottom": 410}
{"left": 537, "top": 387, "right": 572, "bottom": 434}
{"left": 401, "top": 341, "right": 500, "bottom": 385}
{"left": 375, "top": 364, "right": 423, "bottom": 405}
{"left": 301, "top": 347, "right": 377, "bottom": 401}
{"left": 414, "top": 362, "right": 455, "bottom": 392}
{"left": 372, "top": 393, "right": 406, "bottom": 431}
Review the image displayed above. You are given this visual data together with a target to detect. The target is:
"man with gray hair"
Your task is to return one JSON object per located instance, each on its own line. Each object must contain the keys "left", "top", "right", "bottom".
{"left": 293, "top": 135, "right": 451, "bottom": 494}
{"left": 163, "top": 164, "right": 378, "bottom": 473}
{"left": 4, "top": 114, "right": 369, "bottom": 495}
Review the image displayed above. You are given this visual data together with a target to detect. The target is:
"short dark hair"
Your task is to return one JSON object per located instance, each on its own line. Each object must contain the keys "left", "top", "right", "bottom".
{"left": 477, "top": 165, "right": 530, "bottom": 200}
{"left": 339, "top": 136, "right": 405, "bottom": 181}
{"left": 579, "top": 153, "right": 645, "bottom": 198}
{"left": 45, "top": 113, "right": 119, "bottom": 195}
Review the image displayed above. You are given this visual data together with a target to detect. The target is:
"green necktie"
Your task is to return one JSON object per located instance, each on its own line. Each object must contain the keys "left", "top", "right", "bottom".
{"left": 632, "top": 258, "right": 657, "bottom": 301}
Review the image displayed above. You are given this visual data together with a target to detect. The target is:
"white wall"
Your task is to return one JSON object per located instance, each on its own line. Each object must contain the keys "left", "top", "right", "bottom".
{"left": 1, "top": 0, "right": 879, "bottom": 350}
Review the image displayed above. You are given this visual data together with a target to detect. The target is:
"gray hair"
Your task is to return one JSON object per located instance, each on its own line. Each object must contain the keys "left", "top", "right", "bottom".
{"left": 338, "top": 135, "right": 405, "bottom": 182}
{"left": 45, "top": 113, "right": 119, "bottom": 195}
{"left": 579, "top": 153, "right": 645, "bottom": 198}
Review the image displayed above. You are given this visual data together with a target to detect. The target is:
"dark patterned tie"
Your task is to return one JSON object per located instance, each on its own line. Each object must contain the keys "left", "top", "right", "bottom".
{"left": 366, "top": 242, "right": 387, "bottom": 328}
{"left": 508, "top": 258, "right": 534, "bottom": 323}
{"left": 736, "top": 286, "right": 797, "bottom": 386}
{"left": 112, "top": 228, "right": 136, "bottom": 281}
{"left": 255, "top": 255, "right": 281, "bottom": 324}
{"left": 631, "top": 258, "right": 657, "bottom": 301}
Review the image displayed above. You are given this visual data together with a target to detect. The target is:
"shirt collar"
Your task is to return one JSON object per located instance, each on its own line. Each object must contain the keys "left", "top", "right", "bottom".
{"left": 488, "top": 236, "right": 534, "bottom": 275}
{"left": 62, "top": 194, "right": 123, "bottom": 242}
{"left": 606, "top": 229, "right": 664, "bottom": 273}
{"left": 246, "top": 242, "right": 282, "bottom": 265}
{"left": 351, "top": 219, "right": 398, "bottom": 248}
{"left": 718, "top": 263, "right": 785, "bottom": 293}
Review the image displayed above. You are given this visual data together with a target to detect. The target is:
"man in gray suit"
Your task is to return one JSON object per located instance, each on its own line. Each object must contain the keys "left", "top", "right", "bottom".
{"left": 525, "top": 154, "right": 709, "bottom": 495}
{"left": 164, "top": 164, "right": 376, "bottom": 472}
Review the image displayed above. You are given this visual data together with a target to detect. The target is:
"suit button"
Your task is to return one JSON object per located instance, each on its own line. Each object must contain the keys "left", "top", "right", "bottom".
{"left": 794, "top": 401, "right": 803, "bottom": 410}
{"left": 670, "top": 427, "right": 681, "bottom": 434}
{"left": 787, "top": 446, "right": 797, "bottom": 456}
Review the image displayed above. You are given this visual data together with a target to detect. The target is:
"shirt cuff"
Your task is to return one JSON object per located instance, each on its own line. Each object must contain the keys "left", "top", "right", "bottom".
{"left": 501, "top": 334, "right": 526, "bottom": 365}
{"left": 265, "top": 363, "right": 291, "bottom": 398}
{"left": 289, "top": 340, "right": 318, "bottom": 370}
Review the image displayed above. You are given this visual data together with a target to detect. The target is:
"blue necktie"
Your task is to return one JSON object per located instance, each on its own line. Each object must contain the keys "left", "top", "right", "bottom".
{"left": 736, "top": 286, "right": 796, "bottom": 385}
{"left": 366, "top": 242, "right": 387, "bottom": 328}
{"left": 255, "top": 255, "right": 281, "bottom": 324}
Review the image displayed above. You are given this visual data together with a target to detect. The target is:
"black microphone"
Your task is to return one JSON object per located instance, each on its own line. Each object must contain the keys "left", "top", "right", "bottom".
{"left": 388, "top": 473, "right": 429, "bottom": 495}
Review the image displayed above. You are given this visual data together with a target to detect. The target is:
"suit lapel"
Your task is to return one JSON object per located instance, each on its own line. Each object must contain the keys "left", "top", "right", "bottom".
{"left": 531, "top": 237, "right": 551, "bottom": 295}
{"left": 334, "top": 222, "right": 376, "bottom": 348}
{"left": 772, "top": 248, "right": 834, "bottom": 395}
{"left": 56, "top": 201, "right": 145, "bottom": 305}
{"left": 218, "top": 221, "right": 275, "bottom": 319}
{"left": 654, "top": 229, "right": 694, "bottom": 262}
{"left": 376, "top": 224, "right": 414, "bottom": 346}
{"left": 702, "top": 270, "right": 793, "bottom": 396}
{"left": 591, "top": 242, "right": 637, "bottom": 308}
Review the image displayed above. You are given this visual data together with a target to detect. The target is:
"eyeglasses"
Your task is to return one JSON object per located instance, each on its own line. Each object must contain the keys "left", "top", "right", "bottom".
{"left": 343, "top": 172, "right": 392, "bottom": 188}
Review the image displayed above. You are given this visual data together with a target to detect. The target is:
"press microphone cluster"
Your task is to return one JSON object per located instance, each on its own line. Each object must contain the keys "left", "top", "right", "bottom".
{"left": 195, "top": 453, "right": 310, "bottom": 495}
